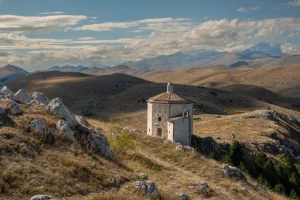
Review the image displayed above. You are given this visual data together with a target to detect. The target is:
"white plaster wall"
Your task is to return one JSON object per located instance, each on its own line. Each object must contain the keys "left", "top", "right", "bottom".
{"left": 147, "top": 103, "right": 153, "bottom": 136}
{"left": 167, "top": 121, "right": 174, "bottom": 141}
{"left": 173, "top": 118, "right": 191, "bottom": 146}
{"left": 151, "top": 103, "right": 170, "bottom": 139}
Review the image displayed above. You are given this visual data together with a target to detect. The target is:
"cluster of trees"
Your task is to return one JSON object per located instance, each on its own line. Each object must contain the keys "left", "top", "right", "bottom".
{"left": 220, "top": 141, "right": 300, "bottom": 199}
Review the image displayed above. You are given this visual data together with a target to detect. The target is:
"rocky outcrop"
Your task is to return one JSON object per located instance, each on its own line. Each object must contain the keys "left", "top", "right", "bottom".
{"left": 56, "top": 120, "right": 76, "bottom": 142}
{"left": 135, "top": 180, "right": 160, "bottom": 199}
{"left": 48, "top": 98, "right": 79, "bottom": 128}
{"left": 30, "top": 195, "right": 54, "bottom": 200}
{"left": 0, "top": 86, "right": 19, "bottom": 102}
{"left": 0, "top": 107, "right": 6, "bottom": 116}
{"left": 175, "top": 145, "right": 195, "bottom": 152}
{"left": 90, "top": 134, "right": 112, "bottom": 158}
{"left": 75, "top": 115, "right": 89, "bottom": 126}
{"left": 15, "top": 89, "right": 32, "bottom": 103}
{"left": 31, "top": 92, "right": 49, "bottom": 105}
{"left": 5, "top": 99, "right": 22, "bottom": 115}
{"left": 30, "top": 118, "right": 47, "bottom": 136}
{"left": 222, "top": 164, "right": 246, "bottom": 181}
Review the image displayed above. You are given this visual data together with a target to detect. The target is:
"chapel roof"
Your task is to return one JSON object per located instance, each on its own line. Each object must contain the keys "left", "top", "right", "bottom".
{"left": 148, "top": 91, "right": 192, "bottom": 104}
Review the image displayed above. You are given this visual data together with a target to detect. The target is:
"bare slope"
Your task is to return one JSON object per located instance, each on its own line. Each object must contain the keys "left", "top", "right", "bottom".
{"left": 0, "top": 64, "right": 29, "bottom": 83}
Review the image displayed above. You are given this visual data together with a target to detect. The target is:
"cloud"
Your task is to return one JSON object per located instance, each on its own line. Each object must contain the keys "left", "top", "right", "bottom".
{"left": 287, "top": 0, "right": 300, "bottom": 7}
{"left": 1, "top": 17, "right": 300, "bottom": 69}
{"left": 39, "top": 11, "right": 64, "bottom": 15}
{"left": 0, "top": 15, "right": 87, "bottom": 34}
{"left": 69, "top": 17, "right": 193, "bottom": 32}
{"left": 237, "top": 5, "right": 260, "bottom": 12}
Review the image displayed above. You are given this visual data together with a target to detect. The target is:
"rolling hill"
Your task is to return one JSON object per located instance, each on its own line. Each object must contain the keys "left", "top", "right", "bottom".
{"left": 0, "top": 64, "right": 29, "bottom": 83}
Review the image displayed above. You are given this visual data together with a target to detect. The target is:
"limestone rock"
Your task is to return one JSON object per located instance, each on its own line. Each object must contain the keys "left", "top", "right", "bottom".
{"left": 0, "top": 86, "right": 19, "bottom": 102}
{"left": 134, "top": 180, "right": 160, "bottom": 199}
{"left": 90, "top": 133, "right": 112, "bottom": 158}
{"left": 31, "top": 92, "right": 49, "bottom": 105}
{"left": 15, "top": 89, "right": 32, "bottom": 103}
{"left": 137, "top": 173, "right": 148, "bottom": 180}
{"left": 56, "top": 120, "right": 76, "bottom": 142}
{"left": 19, "top": 143, "right": 38, "bottom": 157}
{"left": 75, "top": 115, "right": 89, "bottom": 126}
{"left": 30, "top": 118, "right": 47, "bottom": 136}
{"left": 48, "top": 98, "right": 79, "bottom": 128}
{"left": 5, "top": 99, "right": 22, "bottom": 115}
{"left": 175, "top": 192, "right": 189, "bottom": 200}
{"left": 30, "top": 195, "right": 54, "bottom": 200}
{"left": 176, "top": 145, "right": 195, "bottom": 152}
{"left": 0, "top": 107, "right": 6, "bottom": 116}
{"left": 222, "top": 164, "right": 246, "bottom": 181}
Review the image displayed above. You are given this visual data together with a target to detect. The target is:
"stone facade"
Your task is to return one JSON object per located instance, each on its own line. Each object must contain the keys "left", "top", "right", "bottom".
{"left": 147, "top": 83, "right": 193, "bottom": 146}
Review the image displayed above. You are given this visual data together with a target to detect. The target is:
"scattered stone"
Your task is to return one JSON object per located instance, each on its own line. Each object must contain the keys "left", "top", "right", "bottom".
{"left": 30, "top": 195, "right": 54, "bottom": 200}
{"left": 31, "top": 92, "right": 49, "bottom": 105}
{"left": 255, "top": 184, "right": 267, "bottom": 192}
{"left": 137, "top": 173, "right": 148, "bottom": 180}
{"left": 5, "top": 99, "right": 22, "bottom": 115}
{"left": 175, "top": 192, "right": 189, "bottom": 200}
{"left": 0, "top": 86, "right": 19, "bottom": 102}
{"left": 222, "top": 164, "right": 246, "bottom": 181}
{"left": 134, "top": 180, "right": 160, "bottom": 199}
{"left": 75, "top": 115, "right": 89, "bottom": 126}
{"left": 19, "top": 143, "right": 37, "bottom": 157}
{"left": 48, "top": 98, "right": 79, "bottom": 128}
{"left": 15, "top": 89, "right": 32, "bottom": 103}
{"left": 30, "top": 118, "right": 47, "bottom": 136}
{"left": 175, "top": 145, "right": 195, "bottom": 153}
{"left": 90, "top": 133, "right": 112, "bottom": 158}
{"left": 56, "top": 120, "right": 76, "bottom": 142}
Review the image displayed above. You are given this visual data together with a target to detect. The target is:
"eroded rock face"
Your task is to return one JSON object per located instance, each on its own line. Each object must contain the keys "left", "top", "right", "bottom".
{"left": 48, "top": 98, "right": 79, "bottom": 128}
{"left": 30, "top": 195, "right": 54, "bottom": 200}
{"left": 75, "top": 115, "right": 89, "bottom": 126}
{"left": 15, "top": 89, "right": 32, "bottom": 104}
{"left": 5, "top": 99, "right": 22, "bottom": 115}
{"left": 222, "top": 164, "right": 246, "bottom": 181}
{"left": 56, "top": 120, "right": 76, "bottom": 142}
{"left": 31, "top": 92, "right": 49, "bottom": 105}
{"left": 90, "top": 133, "right": 112, "bottom": 158}
{"left": 30, "top": 118, "right": 47, "bottom": 136}
{"left": 0, "top": 86, "right": 19, "bottom": 102}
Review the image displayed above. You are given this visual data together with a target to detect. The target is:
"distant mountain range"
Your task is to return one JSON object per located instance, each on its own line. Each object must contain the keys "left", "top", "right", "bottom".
{"left": 0, "top": 64, "right": 29, "bottom": 83}
{"left": 46, "top": 65, "right": 89, "bottom": 72}
{"left": 122, "top": 42, "right": 289, "bottom": 70}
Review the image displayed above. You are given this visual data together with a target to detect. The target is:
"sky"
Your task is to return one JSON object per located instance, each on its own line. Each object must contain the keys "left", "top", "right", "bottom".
{"left": 0, "top": 0, "right": 300, "bottom": 71}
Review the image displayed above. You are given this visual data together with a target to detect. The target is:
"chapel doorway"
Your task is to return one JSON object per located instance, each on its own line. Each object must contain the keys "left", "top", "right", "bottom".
{"left": 157, "top": 128, "right": 162, "bottom": 137}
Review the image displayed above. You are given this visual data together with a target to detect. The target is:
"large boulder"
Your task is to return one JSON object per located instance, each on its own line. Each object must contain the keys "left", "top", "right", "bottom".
{"left": 56, "top": 120, "right": 76, "bottom": 142}
{"left": 15, "top": 89, "right": 32, "bottom": 104}
{"left": 48, "top": 98, "right": 79, "bottom": 128}
{"left": 0, "top": 86, "right": 19, "bottom": 102}
{"left": 222, "top": 164, "right": 247, "bottom": 181}
{"left": 30, "top": 195, "right": 54, "bottom": 200}
{"left": 30, "top": 118, "right": 47, "bottom": 136}
{"left": 90, "top": 133, "right": 112, "bottom": 158}
{"left": 5, "top": 99, "right": 22, "bottom": 115}
{"left": 31, "top": 92, "right": 49, "bottom": 105}
{"left": 75, "top": 115, "right": 89, "bottom": 126}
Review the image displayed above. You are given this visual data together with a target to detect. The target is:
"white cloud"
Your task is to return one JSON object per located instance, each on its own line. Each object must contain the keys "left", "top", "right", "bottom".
{"left": 287, "top": 0, "right": 300, "bottom": 7}
{"left": 70, "top": 17, "right": 193, "bottom": 32}
{"left": 237, "top": 5, "right": 260, "bottom": 12}
{"left": 39, "top": 11, "right": 64, "bottom": 15}
{"left": 0, "top": 15, "right": 87, "bottom": 34}
{"left": 1, "top": 17, "right": 300, "bottom": 69}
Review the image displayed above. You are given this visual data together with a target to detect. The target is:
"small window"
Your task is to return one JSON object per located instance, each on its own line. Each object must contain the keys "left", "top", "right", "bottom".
{"left": 149, "top": 129, "right": 150, "bottom": 132}
{"left": 158, "top": 117, "right": 162, "bottom": 121}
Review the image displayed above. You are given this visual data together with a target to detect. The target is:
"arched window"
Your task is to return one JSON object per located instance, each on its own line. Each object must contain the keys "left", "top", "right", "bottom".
{"left": 183, "top": 110, "right": 189, "bottom": 118}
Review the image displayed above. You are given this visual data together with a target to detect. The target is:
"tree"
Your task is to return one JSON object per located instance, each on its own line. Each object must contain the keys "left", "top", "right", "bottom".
{"left": 273, "top": 183, "right": 286, "bottom": 195}
{"left": 289, "top": 189, "right": 300, "bottom": 200}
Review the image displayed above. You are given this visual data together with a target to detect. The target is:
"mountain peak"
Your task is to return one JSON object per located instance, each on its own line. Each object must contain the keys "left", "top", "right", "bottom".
{"left": 245, "top": 42, "right": 282, "bottom": 54}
